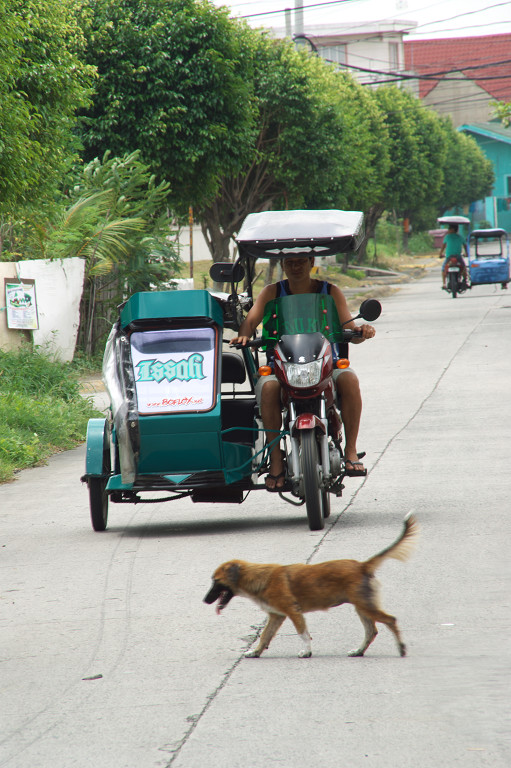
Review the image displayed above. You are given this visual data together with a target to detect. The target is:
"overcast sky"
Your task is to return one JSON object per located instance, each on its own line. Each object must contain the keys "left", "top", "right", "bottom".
{"left": 212, "top": 0, "right": 511, "bottom": 38}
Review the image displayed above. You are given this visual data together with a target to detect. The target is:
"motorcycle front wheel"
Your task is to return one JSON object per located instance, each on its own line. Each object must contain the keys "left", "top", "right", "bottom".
{"left": 300, "top": 430, "right": 325, "bottom": 531}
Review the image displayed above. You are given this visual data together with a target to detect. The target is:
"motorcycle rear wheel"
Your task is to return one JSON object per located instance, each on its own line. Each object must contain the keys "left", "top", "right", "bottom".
{"left": 449, "top": 271, "right": 458, "bottom": 298}
{"left": 300, "top": 430, "right": 325, "bottom": 531}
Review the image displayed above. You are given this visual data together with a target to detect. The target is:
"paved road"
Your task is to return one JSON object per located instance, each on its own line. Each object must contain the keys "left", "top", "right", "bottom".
{"left": 1, "top": 268, "right": 510, "bottom": 768}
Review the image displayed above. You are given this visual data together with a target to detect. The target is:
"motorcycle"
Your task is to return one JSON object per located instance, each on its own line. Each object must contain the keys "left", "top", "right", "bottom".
{"left": 445, "top": 256, "right": 468, "bottom": 298}
{"left": 236, "top": 292, "right": 381, "bottom": 530}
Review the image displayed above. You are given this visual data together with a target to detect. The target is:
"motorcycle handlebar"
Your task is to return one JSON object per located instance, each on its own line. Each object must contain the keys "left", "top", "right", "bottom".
{"left": 224, "top": 338, "right": 264, "bottom": 349}
{"left": 226, "top": 330, "right": 362, "bottom": 348}
{"left": 342, "top": 329, "right": 363, "bottom": 341}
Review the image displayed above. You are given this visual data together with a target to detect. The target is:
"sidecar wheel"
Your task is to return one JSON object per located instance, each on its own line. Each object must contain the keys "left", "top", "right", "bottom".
{"left": 88, "top": 446, "right": 111, "bottom": 532}
{"left": 89, "top": 477, "right": 109, "bottom": 532}
{"left": 301, "top": 431, "right": 325, "bottom": 531}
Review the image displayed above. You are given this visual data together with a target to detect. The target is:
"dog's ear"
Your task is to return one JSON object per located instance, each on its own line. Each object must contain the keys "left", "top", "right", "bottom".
{"left": 226, "top": 562, "right": 241, "bottom": 586}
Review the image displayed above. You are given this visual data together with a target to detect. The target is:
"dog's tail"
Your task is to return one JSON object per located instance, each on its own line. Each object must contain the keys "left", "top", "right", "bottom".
{"left": 363, "top": 513, "right": 419, "bottom": 575}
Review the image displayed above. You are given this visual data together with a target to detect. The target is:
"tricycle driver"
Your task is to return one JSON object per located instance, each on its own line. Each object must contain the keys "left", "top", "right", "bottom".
{"left": 439, "top": 223, "right": 468, "bottom": 290}
{"left": 230, "top": 256, "right": 376, "bottom": 491}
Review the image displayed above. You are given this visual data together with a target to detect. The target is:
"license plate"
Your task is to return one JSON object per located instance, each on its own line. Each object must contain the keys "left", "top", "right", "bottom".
{"left": 448, "top": 267, "right": 460, "bottom": 272}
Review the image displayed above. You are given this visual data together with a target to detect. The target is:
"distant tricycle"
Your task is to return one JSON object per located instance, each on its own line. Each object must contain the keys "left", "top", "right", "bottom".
{"left": 467, "top": 228, "right": 510, "bottom": 290}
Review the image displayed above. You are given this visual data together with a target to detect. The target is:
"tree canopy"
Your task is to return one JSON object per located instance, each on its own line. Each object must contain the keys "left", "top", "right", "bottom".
{"left": 1, "top": 0, "right": 498, "bottom": 267}
{"left": 0, "top": 0, "right": 94, "bottom": 214}
{"left": 78, "top": 0, "right": 255, "bottom": 213}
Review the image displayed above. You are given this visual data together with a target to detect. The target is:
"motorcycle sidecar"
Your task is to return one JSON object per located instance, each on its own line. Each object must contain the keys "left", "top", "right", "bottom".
{"left": 82, "top": 289, "right": 263, "bottom": 531}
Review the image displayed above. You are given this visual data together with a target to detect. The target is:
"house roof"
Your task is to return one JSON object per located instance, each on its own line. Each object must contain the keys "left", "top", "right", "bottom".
{"left": 404, "top": 34, "right": 511, "bottom": 101}
{"left": 459, "top": 122, "right": 511, "bottom": 145}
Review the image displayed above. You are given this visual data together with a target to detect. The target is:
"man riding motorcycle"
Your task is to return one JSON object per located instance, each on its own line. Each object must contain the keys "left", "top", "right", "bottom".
{"left": 230, "top": 256, "right": 375, "bottom": 491}
{"left": 439, "top": 223, "right": 468, "bottom": 289}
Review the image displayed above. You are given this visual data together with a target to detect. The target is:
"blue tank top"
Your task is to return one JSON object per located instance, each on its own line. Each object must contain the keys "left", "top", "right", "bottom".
{"left": 270, "top": 280, "right": 348, "bottom": 363}
{"left": 276, "top": 279, "right": 330, "bottom": 297}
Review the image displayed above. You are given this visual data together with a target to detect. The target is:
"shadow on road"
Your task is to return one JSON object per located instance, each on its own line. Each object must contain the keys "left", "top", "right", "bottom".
{"left": 111, "top": 513, "right": 308, "bottom": 538}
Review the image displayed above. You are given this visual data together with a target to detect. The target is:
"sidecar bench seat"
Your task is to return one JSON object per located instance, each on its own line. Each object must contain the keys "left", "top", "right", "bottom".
{"left": 221, "top": 352, "right": 246, "bottom": 384}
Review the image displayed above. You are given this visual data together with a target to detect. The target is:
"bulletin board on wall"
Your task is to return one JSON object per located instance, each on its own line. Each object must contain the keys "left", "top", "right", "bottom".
{"left": 4, "top": 278, "right": 39, "bottom": 330}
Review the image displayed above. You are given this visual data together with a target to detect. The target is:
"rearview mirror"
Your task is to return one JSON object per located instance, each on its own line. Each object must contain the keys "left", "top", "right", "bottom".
{"left": 209, "top": 261, "right": 245, "bottom": 284}
{"left": 358, "top": 298, "right": 381, "bottom": 322}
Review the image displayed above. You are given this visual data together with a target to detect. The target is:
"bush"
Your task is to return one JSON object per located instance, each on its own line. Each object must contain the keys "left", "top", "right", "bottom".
{"left": 0, "top": 346, "right": 99, "bottom": 482}
{"left": 407, "top": 231, "right": 435, "bottom": 254}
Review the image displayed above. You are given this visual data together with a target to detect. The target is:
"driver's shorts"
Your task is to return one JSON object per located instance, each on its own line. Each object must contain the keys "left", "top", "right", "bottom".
{"left": 254, "top": 366, "right": 357, "bottom": 406}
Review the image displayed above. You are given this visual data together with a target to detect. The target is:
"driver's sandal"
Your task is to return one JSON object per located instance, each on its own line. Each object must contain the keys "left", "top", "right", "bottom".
{"left": 265, "top": 470, "right": 286, "bottom": 492}
{"left": 345, "top": 459, "right": 367, "bottom": 477}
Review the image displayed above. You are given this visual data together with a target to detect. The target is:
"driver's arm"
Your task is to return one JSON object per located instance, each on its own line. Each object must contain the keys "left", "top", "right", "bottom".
{"left": 330, "top": 284, "right": 375, "bottom": 344}
{"left": 230, "top": 284, "right": 276, "bottom": 346}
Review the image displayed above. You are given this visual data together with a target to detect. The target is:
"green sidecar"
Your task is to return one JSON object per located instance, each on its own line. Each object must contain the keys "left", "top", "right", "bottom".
{"left": 82, "top": 288, "right": 264, "bottom": 530}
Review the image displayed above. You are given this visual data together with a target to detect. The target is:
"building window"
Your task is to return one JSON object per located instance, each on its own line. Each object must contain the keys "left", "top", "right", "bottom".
{"left": 320, "top": 45, "right": 347, "bottom": 66}
{"left": 506, "top": 176, "right": 511, "bottom": 196}
{"left": 389, "top": 42, "right": 399, "bottom": 70}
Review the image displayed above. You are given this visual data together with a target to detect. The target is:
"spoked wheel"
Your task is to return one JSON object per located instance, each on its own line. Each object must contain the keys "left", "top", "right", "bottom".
{"left": 449, "top": 272, "right": 458, "bottom": 298}
{"left": 89, "top": 450, "right": 110, "bottom": 532}
{"left": 300, "top": 430, "right": 325, "bottom": 531}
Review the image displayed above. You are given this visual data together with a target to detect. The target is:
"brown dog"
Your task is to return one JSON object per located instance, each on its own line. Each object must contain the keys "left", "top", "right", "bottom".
{"left": 204, "top": 514, "right": 418, "bottom": 658}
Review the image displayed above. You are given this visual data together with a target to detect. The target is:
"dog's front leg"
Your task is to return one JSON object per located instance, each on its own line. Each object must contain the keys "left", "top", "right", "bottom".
{"left": 245, "top": 613, "right": 285, "bottom": 658}
{"left": 288, "top": 612, "right": 312, "bottom": 658}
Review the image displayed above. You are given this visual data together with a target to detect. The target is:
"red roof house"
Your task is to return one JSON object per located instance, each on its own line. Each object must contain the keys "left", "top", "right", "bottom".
{"left": 404, "top": 34, "right": 511, "bottom": 126}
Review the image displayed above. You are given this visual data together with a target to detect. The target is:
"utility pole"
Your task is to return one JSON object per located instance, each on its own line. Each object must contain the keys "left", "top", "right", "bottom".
{"left": 188, "top": 206, "right": 194, "bottom": 280}
{"left": 295, "top": 0, "right": 304, "bottom": 36}
{"left": 285, "top": 8, "right": 292, "bottom": 38}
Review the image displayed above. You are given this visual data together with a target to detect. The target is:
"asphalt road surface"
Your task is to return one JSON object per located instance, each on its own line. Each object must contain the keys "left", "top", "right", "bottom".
{"left": 1, "top": 268, "right": 510, "bottom": 768}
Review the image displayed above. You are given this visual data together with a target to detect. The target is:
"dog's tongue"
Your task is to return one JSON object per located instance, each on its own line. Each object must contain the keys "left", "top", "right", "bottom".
{"left": 215, "top": 603, "right": 223, "bottom": 616}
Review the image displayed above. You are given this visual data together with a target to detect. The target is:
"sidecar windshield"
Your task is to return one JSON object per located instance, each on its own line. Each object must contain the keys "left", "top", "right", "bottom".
{"left": 261, "top": 294, "right": 344, "bottom": 349}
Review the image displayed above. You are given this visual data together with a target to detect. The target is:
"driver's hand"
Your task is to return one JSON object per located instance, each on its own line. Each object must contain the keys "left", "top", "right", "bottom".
{"left": 230, "top": 335, "right": 250, "bottom": 346}
{"left": 358, "top": 324, "right": 375, "bottom": 340}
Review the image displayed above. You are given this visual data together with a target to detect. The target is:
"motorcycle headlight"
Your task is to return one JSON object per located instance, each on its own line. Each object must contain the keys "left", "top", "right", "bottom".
{"left": 284, "top": 360, "right": 322, "bottom": 388}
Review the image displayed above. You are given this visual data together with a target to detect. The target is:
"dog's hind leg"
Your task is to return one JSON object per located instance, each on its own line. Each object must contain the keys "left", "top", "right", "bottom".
{"left": 245, "top": 613, "right": 285, "bottom": 658}
{"left": 348, "top": 608, "right": 378, "bottom": 657}
{"left": 350, "top": 606, "right": 406, "bottom": 657}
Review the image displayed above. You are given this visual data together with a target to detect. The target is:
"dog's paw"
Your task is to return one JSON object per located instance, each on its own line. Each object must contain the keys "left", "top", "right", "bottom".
{"left": 298, "top": 650, "right": 312, "bottom": 658}
{"left": 399, "top": 643, "right": 407, "bottom": 657}
{"left": 244, "top": 649, "right": 261, "bottom": 658}
{"left": 347, "top": 649, "right": 364, "bottom": 657}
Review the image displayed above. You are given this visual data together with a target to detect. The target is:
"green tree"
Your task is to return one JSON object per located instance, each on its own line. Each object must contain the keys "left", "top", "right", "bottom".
{"left": 437, "top": 121, "right": 494, "bottom": 215}
{"left": 375, "top": 86, "right": 446, "bottom": 221}
{"left": 198, "top": 36, "right": 385, "bottom": 262}
{"left": 77, "top": 0, "right": 254, "bottom": 215}
{"left": 0, "top": 0, "right": 94, "bottom": 214}
{"left": 77, "top": 2, "right": 383, "bottom": 262}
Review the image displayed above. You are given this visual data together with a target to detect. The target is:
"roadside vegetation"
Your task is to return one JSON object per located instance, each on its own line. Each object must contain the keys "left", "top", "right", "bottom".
{"left": 0, "top": 346, "right": 101, "bottom": 483}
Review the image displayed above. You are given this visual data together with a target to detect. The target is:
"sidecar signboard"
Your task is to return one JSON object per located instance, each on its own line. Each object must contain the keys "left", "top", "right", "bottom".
{"left": 130, "top": 327, "right": 217, "bottom": 415}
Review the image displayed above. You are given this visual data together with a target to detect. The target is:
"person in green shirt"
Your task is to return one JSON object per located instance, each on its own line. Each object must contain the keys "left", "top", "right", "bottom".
{"left": 439, "top": 223, "right": 468, "bottom": 289}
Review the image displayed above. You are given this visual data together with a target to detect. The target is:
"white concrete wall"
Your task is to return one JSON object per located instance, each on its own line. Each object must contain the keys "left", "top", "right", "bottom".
{"left": 14, "top": 258, "right": 85, "bottom": 362}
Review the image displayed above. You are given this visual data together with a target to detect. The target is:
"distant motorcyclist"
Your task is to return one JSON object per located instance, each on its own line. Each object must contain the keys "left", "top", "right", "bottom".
{"left": 230, "top": 256, "right": 375, "bottom": 491}
{"left": 439, "top": 223, "right": 468, "bottom": 289}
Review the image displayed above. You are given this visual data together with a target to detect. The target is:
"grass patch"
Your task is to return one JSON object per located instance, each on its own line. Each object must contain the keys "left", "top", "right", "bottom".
{"left": 0, "top": 346, "right": 101, "bottom": 483}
